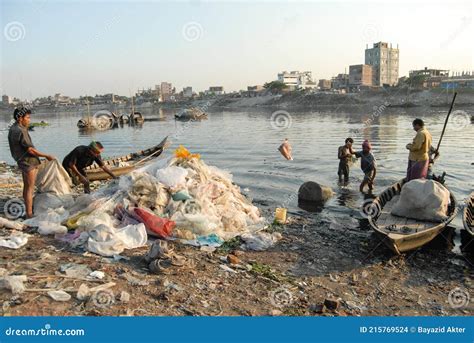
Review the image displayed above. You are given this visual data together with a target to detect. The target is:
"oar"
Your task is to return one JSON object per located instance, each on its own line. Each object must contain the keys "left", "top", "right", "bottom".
{"left": 435, "top": 92, "right": 457, "bottom": 153}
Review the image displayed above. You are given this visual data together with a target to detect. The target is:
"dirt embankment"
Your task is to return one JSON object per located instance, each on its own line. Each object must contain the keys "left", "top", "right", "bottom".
{"left": 211, "top": 89, "right": 474, "bottom": 111}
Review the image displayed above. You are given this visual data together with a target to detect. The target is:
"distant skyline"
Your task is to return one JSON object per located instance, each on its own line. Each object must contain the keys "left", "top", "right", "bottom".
{"left": 1, "top": 0, "right": 473, "bottom": 99}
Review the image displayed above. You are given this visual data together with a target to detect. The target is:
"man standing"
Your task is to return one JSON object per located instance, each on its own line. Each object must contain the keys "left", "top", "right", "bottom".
{"left": 62, "top": 141, "right": 116, "bottom": 193}
{"left": 8, "top": 107, "right": 55, "bottom": 218}
{"left": 406, "top": 118, "right": 432, "bottom": 181}
{"left": 337, "top": 137, "right": 355, "bottom": 185}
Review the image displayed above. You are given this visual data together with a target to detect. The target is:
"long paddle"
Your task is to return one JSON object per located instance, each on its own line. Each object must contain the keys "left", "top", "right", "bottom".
{"left": 435, "top": 92, "right": 457, "bottom": 153}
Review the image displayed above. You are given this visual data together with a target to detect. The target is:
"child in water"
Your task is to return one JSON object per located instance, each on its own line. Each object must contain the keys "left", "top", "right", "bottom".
{"left": 278, "top": 138, "right": 293, "bottom": 160}
{"left": 354, "top": 140, "right": 376, "bottom": 192}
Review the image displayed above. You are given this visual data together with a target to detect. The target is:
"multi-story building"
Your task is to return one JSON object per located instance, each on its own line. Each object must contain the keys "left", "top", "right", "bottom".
{"left": 183, "top": 87, "right": 193, "bottom": 98}
{"left": 2, "top": 95, "right": 12, "bottom": 104}
{"left": 208, "top": 86, "right": 224, "bottom": 95}
{"left": 365, "top": 42, "right": 399, "bottom": 86}
{"left": 278, "top": 71, "right": 316, "bottom": 90}
{"left": 349, "top": 64, "right": 374, "bottom": 87}
{"left": 332, "top": 73, "right": 349, "bottom": 90}
{"left": 318, "top": 79, "right": 332, "bottom": 91}
{"left": 160, "top": 82, "right": 173, "bottom": 102}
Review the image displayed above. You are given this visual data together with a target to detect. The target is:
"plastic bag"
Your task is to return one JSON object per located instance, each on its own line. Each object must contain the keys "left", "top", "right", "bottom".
{"left": 0, "top": 231, "right": 29, "bottom": 249}
{"left": 174, "top": 145, "right": 200, "bottom": 160}
{"left": 37, "top": 222, "right": 68, "bottom": 235}
{"left": 130, "top": 207, "right": 174, "bottom": 238}
{"left": 0, "top": 217, "right": 25, "bottom": 231}
{"left": 24, "top": 207, "right": 70, "bottom": 227}
{"left": 33, "top": 193, "right": 74, "bottom": 213}
{"left": 36, "top": 160, "right": 72, "bottom": 195}
{"left": 127, "top": 172, "right": 170, "bottom": 210}
{"left": 87, "top": 223, "right": 147, "bottom": 257}
{"left": 241, "top": 232, "right": 282, "bottom": 251}
{"left": 156, "top": 166, "right": 188, "bottom": 188}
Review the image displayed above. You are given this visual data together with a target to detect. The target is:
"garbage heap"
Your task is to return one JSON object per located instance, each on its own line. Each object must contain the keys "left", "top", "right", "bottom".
{"left": 22, "top": 146, "right": 267, "bottom": 256}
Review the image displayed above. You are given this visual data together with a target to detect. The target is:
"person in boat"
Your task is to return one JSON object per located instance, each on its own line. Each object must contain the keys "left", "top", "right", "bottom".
{"left": 62, "top": 141, "right": 116, "bottom": 193}
{"left": 354, "top": 140, "right": 376, "bottom": 192}
{"left": 337, "top": 137, "right": 355, "bottom": 185}
{"left": 8, "top": 107, "right": 55, "bottom": 218}
{"left": 406, "top": 118, "right": 432, "bottom": 181}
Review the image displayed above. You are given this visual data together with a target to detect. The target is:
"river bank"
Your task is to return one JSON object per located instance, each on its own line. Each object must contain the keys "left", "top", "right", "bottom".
{"left": 0, "top": 163, "right": 472, "bottom": 316}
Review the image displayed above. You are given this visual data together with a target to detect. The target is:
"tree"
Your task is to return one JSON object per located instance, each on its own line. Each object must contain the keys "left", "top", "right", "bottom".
{"left": 264, "top": 81, "right": 288, "bottom": 94}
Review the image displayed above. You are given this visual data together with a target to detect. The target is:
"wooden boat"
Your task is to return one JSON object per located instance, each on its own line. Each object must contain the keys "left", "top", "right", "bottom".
{"left": 85, "top": 136, "right": 169, "bottom": 181}
{"left": 463, "top": 192, "right": 474, "bottom": 236}
{"left": 366, "top": 180, "right": 457, "bottom": 254}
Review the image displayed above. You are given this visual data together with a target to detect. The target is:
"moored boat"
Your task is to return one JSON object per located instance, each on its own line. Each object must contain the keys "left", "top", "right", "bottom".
{"left": 85, "top": 136, "right": 169, "bottom": 181}
{"left": 365, "top": 179, "right": 457, "bottom": 254}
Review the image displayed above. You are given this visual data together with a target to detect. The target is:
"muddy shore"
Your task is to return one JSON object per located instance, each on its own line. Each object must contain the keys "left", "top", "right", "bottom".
{"left": 0, "top": 163, "right": 472, "bottom": 316}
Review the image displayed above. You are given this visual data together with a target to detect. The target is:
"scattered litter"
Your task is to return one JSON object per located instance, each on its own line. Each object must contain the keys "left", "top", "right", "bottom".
{"left": 156, "top": 166, "right": 188, "bottom": 188}
{"left": 0, "top": 217, "right": 25, "bottom": 231}
{"left": 119, "top": 291, "right": 130, "bottom": 303}
{"left": 47, "top": 290, "right": 71, "bottom": 302}
{"left": 60, "top": 263, "right": 93, "bottom": 279}
{"left": 0, "top": 231, "right": 29, "bottom": 249}
{"left": 37, "top": 221, "right": 68, "bottom": 235}
{"left": 240, "top": 232, "right": 282, "bottom": 251}
{"left": 0, "top": 275, "right": 27, "bottom": 294}
{"left": 123, "top": 273, "right": 149, "bottom": 286}
{"left": 219, "top": 264, "right": 237, "bottom": 273}
{"left": 76, "top": 284, "right": 90, "bottom": 301}
{"left": 89, "top": 271, "right": 105, "bottom": 279}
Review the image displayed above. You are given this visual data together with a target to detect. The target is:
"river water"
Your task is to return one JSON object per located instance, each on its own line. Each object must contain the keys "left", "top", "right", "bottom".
{"left": 1, "top": 106, "right": 473, "bottom": 252}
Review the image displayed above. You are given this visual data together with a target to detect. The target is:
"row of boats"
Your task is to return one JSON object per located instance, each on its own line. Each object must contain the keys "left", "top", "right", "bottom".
{"left": 77, "top": 107, "right": 208, "bottom": 130}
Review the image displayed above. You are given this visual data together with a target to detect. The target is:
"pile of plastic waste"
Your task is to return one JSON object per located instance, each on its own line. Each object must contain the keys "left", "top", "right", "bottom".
{"left": 19, "top": 146, "right": 266, "bottom": 256}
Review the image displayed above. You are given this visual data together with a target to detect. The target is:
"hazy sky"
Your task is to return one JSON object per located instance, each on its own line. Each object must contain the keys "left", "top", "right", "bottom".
{"left": 1, "top": 0, "right": 473, "bottom": 99}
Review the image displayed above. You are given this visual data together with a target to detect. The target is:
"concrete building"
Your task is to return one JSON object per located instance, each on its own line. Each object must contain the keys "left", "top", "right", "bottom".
{"left": 409, "top": 67, "right": 449, "bottom": 79}
{"left": 408, "top": 68, "right": 450, "bottom": 89}
{"left": 365, "top": 42, "right": 399, "bottom": 86}
{"left": 278, "top": 71, "right": 316, "bottom": 90}
{"left": 247, "top": 85, "right": 265, "bottom": 97}
{"left": 208, "top": 86, "right": 224, "bottom": 95}
{"left": 183, "top": 87, "right": 193, "bottom": 98}
{"left": 332, "top": 73, "right": 349, "bottom": 90}
{"left": 318, "top": 79, "right": 332, "bottom": 91}
{"left": 160, "top": 82, "right": 173, "bottom": 102}
{"left": 2, "top": 95, "right": 12, "bottom": 104}
{"left": 349, "top": 64, "right": 374, "bottom": 87}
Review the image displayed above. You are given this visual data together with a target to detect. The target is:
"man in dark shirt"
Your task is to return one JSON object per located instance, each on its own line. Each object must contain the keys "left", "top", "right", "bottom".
{"left": 62, "top": 141, "right": 116, "bottom": 193}
{"left": 8, "top": 107, "right": 55, "bottom": 218}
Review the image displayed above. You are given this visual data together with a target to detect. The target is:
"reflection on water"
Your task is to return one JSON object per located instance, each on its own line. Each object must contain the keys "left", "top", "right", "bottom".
{"left": 1, "top": 106, "right": 473, "bottom": 254}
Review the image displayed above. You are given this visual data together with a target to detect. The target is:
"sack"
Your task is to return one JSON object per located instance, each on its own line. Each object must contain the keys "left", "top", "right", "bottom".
{"left": 391, "top": 179, "right": 450, "bottom": 222}
{"left": 36, "top": 160, "right": 72, "bottom": 195}
{"left": 130, "top": 207, "right": 175, "bottom": 238}
{"left": 33, "top": 193, "right": 74, "bottom": 213}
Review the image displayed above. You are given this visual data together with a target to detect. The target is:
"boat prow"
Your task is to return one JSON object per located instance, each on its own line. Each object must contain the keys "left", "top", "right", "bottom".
{"left": 463, "top": 192, "right": 474, "bottom": 237}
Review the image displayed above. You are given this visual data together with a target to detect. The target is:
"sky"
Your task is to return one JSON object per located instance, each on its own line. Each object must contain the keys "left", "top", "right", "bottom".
{"left": 0, "top": 0, "right": 473, "bottom": 99}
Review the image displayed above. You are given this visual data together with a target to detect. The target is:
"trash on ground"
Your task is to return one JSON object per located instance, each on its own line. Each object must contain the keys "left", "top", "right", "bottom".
{"left": 240, "top": 231, "right": 282, "bottom": 251}
{"left": 47, "top": 290, "right": 71, "bottom": 302}
{"left": 0, "top": 275, "right": 28, "bottom": 294}
{"left": 0, "top": 231, "right": 29, "bottom": 249}
{"left": 89, "top": 271, "right": 105, "bottom": 279}
{"left": 0, "top": 217, "right": 25, "bottom": 231}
